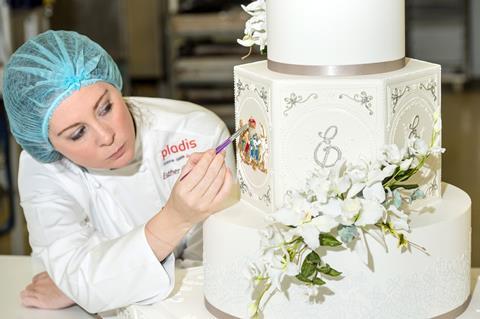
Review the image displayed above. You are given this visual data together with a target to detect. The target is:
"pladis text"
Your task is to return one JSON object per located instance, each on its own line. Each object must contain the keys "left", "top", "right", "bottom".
{"left": 161, "top": 139, "right": 197, "bottom": 160}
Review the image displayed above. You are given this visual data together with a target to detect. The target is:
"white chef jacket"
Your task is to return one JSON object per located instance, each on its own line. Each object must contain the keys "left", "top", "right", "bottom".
{"left": 18, "top": 97, "right": 235, "bottom": 314}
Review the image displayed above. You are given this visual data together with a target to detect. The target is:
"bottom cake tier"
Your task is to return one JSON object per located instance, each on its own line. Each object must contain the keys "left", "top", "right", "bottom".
{"left": 203, "top": 183, "right": 471, "bottom": 319}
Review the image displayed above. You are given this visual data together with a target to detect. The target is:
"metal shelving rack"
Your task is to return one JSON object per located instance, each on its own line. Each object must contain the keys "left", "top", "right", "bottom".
{"left": 406, "top": 0, "right": 470, "bottom": 91}
{"left": 165, "top": 4, "right": 261, "bottom": 131}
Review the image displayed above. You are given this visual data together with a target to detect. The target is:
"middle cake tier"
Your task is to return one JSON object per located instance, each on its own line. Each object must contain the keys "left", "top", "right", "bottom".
{"left": 234, "top": 59, "right": 442, "bottom": 213}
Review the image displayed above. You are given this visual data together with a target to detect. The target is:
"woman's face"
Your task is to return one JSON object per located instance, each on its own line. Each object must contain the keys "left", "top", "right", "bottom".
{"left": 49, "top": 82, "right": 136, "bottom": 169}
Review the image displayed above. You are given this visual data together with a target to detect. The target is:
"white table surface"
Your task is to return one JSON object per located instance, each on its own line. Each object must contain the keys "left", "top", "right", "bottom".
{"left": 0, "top": 255, "right": 94, "bottom": 319}
{"left": 1, "top": 255, "right": 479, "bottom": 319}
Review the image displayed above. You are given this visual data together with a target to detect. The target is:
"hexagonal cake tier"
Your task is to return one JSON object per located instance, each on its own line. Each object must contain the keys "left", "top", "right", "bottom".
{"left": 234, "top": 58, "right": 441, "bottom": 213}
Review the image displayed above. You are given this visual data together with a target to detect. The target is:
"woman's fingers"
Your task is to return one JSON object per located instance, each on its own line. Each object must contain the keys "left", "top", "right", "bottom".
{"left": 178, "top": 152, "right": 204, "bottom": 180}
{"left": 181, "top": 150, "right": 216, "bottom": 191}
{"left": 21, "top": 288, "right": 41, "bottom": 308}
{"left": 202, "top": 162, "right": 227, "bottom": 202}
{"left": 193, "top": 153, "right": 226, "bottom": 197}
{"left": 25, "top": 282, "right": 37, "bottom": 293}
{"left": 21, "top": 296, "right": 40, "bottom": 308}
{"left": 32, "top": 271, "right": 47, "bottom": 283}
{"left": 20, "top": 288, "right": 37, "bottom": 299}
{"left": 210, "top": 167, "right": 234, "bottom": 211}
{"left": 165, "top": 149, "right": 230, "bottom": 225}
{"left": 188, "top": 152, "right": 204, "bottom": 164}
{"left": 20, "top": 273, "right": 75, "bottom": 310}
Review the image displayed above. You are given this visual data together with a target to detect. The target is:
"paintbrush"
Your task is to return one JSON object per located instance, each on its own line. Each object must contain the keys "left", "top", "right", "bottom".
{"left": 179, "top": 124, "right": 249, "bottom": 181}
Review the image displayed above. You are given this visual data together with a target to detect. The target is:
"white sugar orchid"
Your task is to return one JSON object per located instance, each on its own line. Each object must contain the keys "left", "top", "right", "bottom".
{"left": 259, "top": 224, "right": 287, "bottom": 248}
{"left": 387, "top": 205, "right": 410, "bottom": 231}
{"left": 238, "top": 0, "right": 267, "bottom": 57}
{"left": 368, "top": 164, "right": 398, "bottom": 185}
{"left": 287, "top": 191, "right": 313, "bottom": 211}
{"left": 306, "top": 170, "right": 331, "bottom": 204}
{"left": 295, "top": 215, "right": 339, "bottom": 250}
{"left": 238, "top": 15, "right": 267, "bottom": 48}
{"left": 272, "top": 191, "right": 316, "bottom": 226}
{"left": 380, "top": 144, "right": 404, "bottom": 165}
{"left": 399, "top": 157, "right": 414, "bottom": 171}
{"left": 241, "top": 0, "right": 266, "bottom": 15}
{"left": 362, "top": 182, "right": 386, "bottom": 203}
{"left": 346, "top": 159, "right": 369, "bottom": 184}
{"left": 295, "top": 223, "right": 320, "bottom": 250}
{"left": 244, "top": 262, "right": 267, "bottom": 282}
{"left": 265, "top": 250, "right": 300, "bottom": 291}
{"left": 316, "top": 198, "right": 342, "bottom": 219}
{"left": 346, "top": 163, "right": 396, "bottom": 199}
{"left": 340, "top": 198, "right": 362, "bottom": 225}
{"left": 328, "top": 160, "right": 352, "bottom": 196}
{"left": 272, "top": 207, "right": 307, "bottom": 227}
{"left": 355, "top": 199, "right": 386, "bottom": 226}
{"left": 247, "top": 124, "right": 441, "bottom": 317}
{"left": 244, "top": 262, "right": 268, "bottom": 297}
{"left": 408, "top": 137, "right": 429, "bottom": 156}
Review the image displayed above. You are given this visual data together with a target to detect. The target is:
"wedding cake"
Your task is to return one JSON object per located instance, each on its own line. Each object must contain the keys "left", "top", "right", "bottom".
{"left": 203, "top": 1, "right": 472, "bottom": 318}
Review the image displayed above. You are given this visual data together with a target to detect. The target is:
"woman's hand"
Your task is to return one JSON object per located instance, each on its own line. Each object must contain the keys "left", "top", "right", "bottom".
{"left": 20, "top": 271, "right": 75, "bottom": 309}
{"left": 145, "top": 149, "right": 233, "bottom": 261}
{"left": 166, "top": 149, "right": 233, "bottom": 226}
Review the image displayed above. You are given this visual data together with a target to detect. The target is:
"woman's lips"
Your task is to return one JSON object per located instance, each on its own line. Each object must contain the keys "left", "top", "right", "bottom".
{"left": 108, "top": 143, "right": 126, "bottom": 160}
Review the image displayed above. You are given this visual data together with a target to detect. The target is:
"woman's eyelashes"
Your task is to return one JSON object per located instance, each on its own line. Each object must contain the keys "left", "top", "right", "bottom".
{"left": 98, "top": 102, "right": 112, "bottom": 116}
{"left": 69, "top": 101, "right": 113, "bottom": 141}
{"left": 71, "top": 126, "right": 86, "bottom": 141}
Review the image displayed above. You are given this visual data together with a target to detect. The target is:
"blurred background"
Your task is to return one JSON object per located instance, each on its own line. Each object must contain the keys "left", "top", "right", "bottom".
{"left": 0, "top": 0, "right": 479, "bottom": 266}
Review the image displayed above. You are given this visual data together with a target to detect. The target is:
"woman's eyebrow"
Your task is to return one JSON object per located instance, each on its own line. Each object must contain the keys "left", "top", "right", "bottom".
{"left": 93, "top": 89, "right": 109, "bottom": 112}
{"left": 57, "top": 89, "right": 108, "bottom": 136}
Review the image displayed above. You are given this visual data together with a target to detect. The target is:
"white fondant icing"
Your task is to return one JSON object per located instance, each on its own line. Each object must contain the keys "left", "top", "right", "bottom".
{"left": 204, "top": 183, "right": 471, "bottom": 319}
{"left": 267, "top": 0, "right": 405, "bottom": 67}
{"left": 116, "top": 267, "right": 211, "bottom": 319}
{"left": 234, "top": 58, "right": 441, "bottom": 212}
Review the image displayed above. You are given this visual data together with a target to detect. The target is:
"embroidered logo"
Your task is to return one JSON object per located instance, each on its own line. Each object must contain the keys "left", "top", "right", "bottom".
{"left": 161, "top": 139, "right": 197, "bottom": 160}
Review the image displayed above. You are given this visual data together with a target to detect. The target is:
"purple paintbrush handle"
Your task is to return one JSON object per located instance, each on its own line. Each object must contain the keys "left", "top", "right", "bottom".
{"left": 180, "top": 129, "right": 243, "bottom": 182}
{"left": 215, "top": 138, "right": 232, "bottom": 154}
{"left": 180, "top": 138, "right": 231, "bottom": 182}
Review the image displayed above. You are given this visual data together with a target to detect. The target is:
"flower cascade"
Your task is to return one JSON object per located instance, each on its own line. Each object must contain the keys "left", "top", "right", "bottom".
{"left": 245, "top": 113, "right": 444, "bottom": 318}
{"left": 237, "top": 0, "right": 267, "bottom": 59}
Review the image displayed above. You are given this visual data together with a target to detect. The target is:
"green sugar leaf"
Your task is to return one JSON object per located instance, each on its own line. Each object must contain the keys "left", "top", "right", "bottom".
{"left": 312, "top": 277, "right": 326, "bottom": 286}
{"left": 382, "top": 166, "right": 400, "bottom": 184}
{"left": 305, "top": 251, "right": 321, "bottom": 265}
{"left": 319, "top": 233, "right": 342, "bottom": 247}
{"left": 327, "top": 267, "right": 342, "bottom": 277}
{"left": 296, "top": 274, "right": 312, "bottom": 284}
{"left": 318, "top": 264, "right": 331, "bottom": 274}
{"left": 301, "top": 260, "right": 316, "bottom": 277}
{"left": 319, "top": 264, "right": 342, "bottom": 277}
{"left": 394, "top": 168, "right": 415, "bottom": 182}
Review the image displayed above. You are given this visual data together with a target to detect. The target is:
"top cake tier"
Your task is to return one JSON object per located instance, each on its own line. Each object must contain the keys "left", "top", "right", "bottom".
{"left": 267, "top": 0, "right": 405, "bottom": 76}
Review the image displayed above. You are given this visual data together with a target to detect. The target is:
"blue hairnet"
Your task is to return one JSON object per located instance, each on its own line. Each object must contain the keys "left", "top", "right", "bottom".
{"left": 2, "top": 30, "right": 123, "bottom": 163}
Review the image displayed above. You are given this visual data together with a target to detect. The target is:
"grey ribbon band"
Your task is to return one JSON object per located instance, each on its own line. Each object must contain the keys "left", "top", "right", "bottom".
{"left": 205, "top": 295, "right": 470, "bottom": 319}
{"left": 431, "top": 295, "right": 471, "bottom": 319}
{"left": 205, "top": 298, "right": 240, "bottom": 319}
{"left": 267, "top": 57, "right": 406, "bottom": 76}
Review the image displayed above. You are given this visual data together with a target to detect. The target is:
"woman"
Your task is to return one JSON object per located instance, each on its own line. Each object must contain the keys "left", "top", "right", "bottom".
{"left": 2, "top": 30, "right": 235, "bottom": 313}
